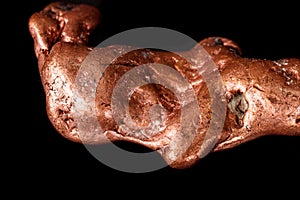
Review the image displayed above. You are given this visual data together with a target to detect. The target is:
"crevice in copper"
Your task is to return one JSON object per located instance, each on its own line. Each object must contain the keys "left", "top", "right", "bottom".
{"left": 228, "top": 92, "right": 248, "bottom": 127}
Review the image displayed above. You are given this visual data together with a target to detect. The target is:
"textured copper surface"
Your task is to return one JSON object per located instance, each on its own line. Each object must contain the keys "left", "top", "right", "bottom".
{"left": 29, "top": 2, "right": 300, "bottom": 169}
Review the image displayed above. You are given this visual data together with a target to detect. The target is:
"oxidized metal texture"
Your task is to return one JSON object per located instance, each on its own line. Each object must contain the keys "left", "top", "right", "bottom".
{"left": 29, "top": 2, "right": 300, "bottom": 169}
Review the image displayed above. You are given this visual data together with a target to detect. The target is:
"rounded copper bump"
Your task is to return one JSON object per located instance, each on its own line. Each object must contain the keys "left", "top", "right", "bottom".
{"left": 29, "top": 2, "right": 300, "bottom": 169}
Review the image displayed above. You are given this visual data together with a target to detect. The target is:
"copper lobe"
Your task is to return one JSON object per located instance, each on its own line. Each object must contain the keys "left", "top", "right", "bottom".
{"left": 29, "top": 2, "right": 300, "bottom": 169}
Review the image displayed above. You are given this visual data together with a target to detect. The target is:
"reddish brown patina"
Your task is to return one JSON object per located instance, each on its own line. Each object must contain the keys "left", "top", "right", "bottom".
{"left": 29, "top": 2, "right": 299, "bottom": 169}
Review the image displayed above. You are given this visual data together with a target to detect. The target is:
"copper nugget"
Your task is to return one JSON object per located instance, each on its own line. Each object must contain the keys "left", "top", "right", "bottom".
{"left": 29, "top": 2, "right": 299, "bottom": 169}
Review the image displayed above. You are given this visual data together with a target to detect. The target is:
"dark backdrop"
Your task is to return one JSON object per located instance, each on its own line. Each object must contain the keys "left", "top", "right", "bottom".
{"left": 10, "top": 0, "right": 300, "bottom": 196}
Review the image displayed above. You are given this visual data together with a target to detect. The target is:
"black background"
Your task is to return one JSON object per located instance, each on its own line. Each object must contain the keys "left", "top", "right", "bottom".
{"left": 9, "top": 0, "right": 300, "bottom": 196}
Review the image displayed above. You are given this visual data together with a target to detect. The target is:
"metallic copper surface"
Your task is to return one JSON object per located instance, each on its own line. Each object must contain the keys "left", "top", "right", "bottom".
{"left": 29, "top": 2, "right": 300, "bottom": 169}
